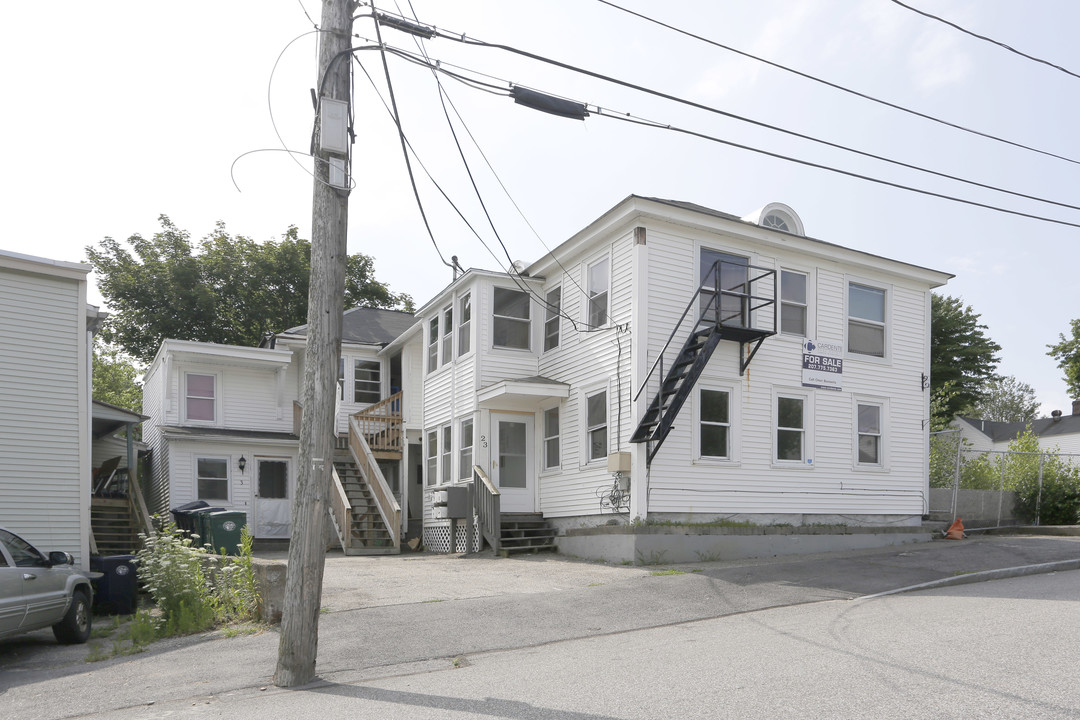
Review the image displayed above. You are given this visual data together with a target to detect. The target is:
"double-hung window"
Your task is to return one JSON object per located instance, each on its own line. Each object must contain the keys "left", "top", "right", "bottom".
{"left": 338, "top": 358, "right": 345, "bottom": 401}
{"left": 848, "top": 283, "right": 886, "bottom": 357}
{"left": 427, "top": 316, "right": 439, "bottom": 373}
{"left": 441, "top": 305, "right": 453, "bottom": 365}
{"left": 543, "top": 407, "right": 560, "bottom": 470}
{"left": 457, "top": 293, "right": 471, "bottom": 357}
{"left": 586, "top": 390, "right": 608, "bottom": 462}
{"left": 587, "top": 258, "right": 610, "bottom": 328}
{"left": 458, "top": 418, "right": 474, "bottom": 480}
{"left": 197, "top": 457, "right": 229, "bottom": 501}
{"left": 441, "top": 425, "right": 452, "bottom": 485}
{"left": 776, "top": 395, "right": 805, "bottom": 462}
{"left": 544, "top": 287, "right": 561, "bottom": 352}
{"left": 857, "top": 403, "right": 883, "bottom": 465}
{"left": 780, "top": 270, "right": 808, "bottom": 336}
{"left": 186, "top": 373, "right": 216, "bottom": 423}
{"left": 426, "top": 430, "right": 438, "bottom": 485}
{"left": 353, "top": 359, "right": 380, "bottom": 404}
{"left": 699, "top": 389, "right": 730, "bottom": 459}
{"left": 493, "top": 287, "right": 530, "bottom": 349}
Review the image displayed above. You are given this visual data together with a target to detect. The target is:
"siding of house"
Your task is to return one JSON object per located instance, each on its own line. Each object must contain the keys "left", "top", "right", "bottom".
{"left": 0, "top": 257, "right": 89, "bottom": 564}
{"left": 141, "top": 362, "right": 170, "bottom": 515}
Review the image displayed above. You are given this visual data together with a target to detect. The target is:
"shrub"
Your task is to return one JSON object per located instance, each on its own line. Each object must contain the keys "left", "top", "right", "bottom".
{"left": 1004, "top": 430, "right": 1080, "bottom": 525}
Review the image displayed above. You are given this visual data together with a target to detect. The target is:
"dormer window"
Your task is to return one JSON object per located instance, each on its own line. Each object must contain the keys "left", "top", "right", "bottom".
{"left": 762, "top": 213, "right": 790, "bottom": 232}
{"left": 742, "top": 203, "right": 804, "bottom": 236}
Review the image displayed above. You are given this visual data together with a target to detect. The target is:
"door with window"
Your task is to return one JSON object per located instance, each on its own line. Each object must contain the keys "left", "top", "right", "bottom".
{"left": 700, "top": 249, "right": 749, "bottom": 327}
{"left": 254, "top": 458, "right": 291, "bottom": 538}
{"left": 491, "top": 413, "right": 535, "bottom": 513}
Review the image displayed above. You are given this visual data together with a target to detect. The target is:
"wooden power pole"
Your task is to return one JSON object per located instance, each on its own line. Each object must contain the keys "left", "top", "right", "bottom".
{"left": 274, "top": 0, "right": 355, "bottom": 688}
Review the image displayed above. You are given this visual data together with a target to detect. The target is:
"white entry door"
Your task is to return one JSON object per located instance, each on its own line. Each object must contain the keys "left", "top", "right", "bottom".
{"left": 491, "top": 413, "right": 535, "bottom": 513}
{"left": 254, "top": 458, "right": 291, "bottom": 538}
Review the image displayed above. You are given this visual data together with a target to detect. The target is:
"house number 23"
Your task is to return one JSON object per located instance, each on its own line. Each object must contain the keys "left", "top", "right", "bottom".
{"left": 480, "top": 435, "right": 488, "bottom": 448}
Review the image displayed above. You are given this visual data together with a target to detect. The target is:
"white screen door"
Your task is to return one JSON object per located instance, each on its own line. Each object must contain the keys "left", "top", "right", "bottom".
{"left": 255, "top": 459, "right": 291, "bottom": 538}
{"left": 491, "top": 413, "right": 535, "bottom": 513}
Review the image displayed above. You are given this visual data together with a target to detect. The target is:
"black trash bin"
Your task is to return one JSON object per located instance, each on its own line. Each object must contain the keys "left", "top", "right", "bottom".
{"left": 170, "top": 500, "right": 210, "bottom": 535}
{"left": 89, "top": 555, "right": 138, "bottom": 615}
{"left": 203, "top": 511, "right": 247, "bottom": 556}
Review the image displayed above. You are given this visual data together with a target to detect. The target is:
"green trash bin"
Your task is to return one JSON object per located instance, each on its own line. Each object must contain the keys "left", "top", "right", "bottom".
{"left": 203, "top": 510, "right": 247, "bottom": 556}
{"left": 189, "top": 506, "right": 224, "bottom": 547}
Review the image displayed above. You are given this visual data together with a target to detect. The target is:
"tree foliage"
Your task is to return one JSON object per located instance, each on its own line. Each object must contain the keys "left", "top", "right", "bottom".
{"left": 930, "top": 294, "right": 1001, "bottom": 422}
{"left": 1047, "top": 318, "right": 1080, "bottom": 399}
{"left": 92, "top": 340, "right": 143, "bottom": 412}
{"left": 969, "top": 375, "right": 1039, "bottom": 423}
{"left": 87, "top": 216, "right": 412, "bottom": 363}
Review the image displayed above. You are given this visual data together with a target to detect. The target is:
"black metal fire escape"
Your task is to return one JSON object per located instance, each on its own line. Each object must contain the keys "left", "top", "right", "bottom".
{"left": 630, "top": 260, "right": 776, "bottom": 465}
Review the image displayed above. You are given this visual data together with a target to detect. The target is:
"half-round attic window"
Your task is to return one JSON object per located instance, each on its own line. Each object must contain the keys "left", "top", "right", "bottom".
{"left": 761, "top": 213, "right": 791, "bottom": 232}
{"left": 741, "top": 203, "right": 804, "bottom": 236}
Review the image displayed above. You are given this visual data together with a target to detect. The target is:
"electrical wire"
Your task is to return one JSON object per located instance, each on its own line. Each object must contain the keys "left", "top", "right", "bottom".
{"left": 889, "top": 0, "right": 1080, "bottom": 81}
{"left": 296, "top": 0, "right": 318, "bottom": 30}
{"left": 229, "top": 148, "right": 353, "bottom": 193}
{"left": 365, "top": 37, "right": 1080, "bottom": 227}
{"left": 267, "top": 30, "right": 325, "bottom": 181}
{"left": 593, "top": 0, "right": 1080, "bottom": 166}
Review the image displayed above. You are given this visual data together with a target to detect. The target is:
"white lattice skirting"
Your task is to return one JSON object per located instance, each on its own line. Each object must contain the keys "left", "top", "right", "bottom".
{"left": 423, "top": 516, "right": 481, "bottom": 553}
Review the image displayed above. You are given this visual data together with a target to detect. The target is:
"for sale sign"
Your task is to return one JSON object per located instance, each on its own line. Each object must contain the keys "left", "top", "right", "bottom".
{"left": 802, "top": 339, "right": 843, "bottom": 391}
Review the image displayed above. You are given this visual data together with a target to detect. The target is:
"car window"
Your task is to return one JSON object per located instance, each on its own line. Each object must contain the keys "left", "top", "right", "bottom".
{"left": 0, "top": 529, "right": 46, "bottom": 568}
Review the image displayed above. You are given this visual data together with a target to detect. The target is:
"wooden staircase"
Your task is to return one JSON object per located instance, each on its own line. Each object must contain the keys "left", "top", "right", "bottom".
{"left": 498, "top": 513, "right": 557, "bottom": 556}
{"left": 91, "top": 497, "right": 142, "bottom": 556}
{"left": 334, "top": 459, "right": 396, "bottom": 552}
{"left": 630, "top": 259, "right": 775, "bottom": 464}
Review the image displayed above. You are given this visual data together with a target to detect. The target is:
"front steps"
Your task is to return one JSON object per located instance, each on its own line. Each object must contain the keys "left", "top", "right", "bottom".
{"left": 91, "top": 497, "right": 141, "bottom": 556}
{"left": 499, "top": 513, "right": 557, "bottom": 556}
{"left": 334, "top": 458, "right": 397, "bottom": 555}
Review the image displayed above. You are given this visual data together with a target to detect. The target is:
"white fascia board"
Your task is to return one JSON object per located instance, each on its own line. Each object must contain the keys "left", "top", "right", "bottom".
{"left": 0, "top": 249, "right": 90, "bottom": 281}
{"left": 158, "top": 339, "right": 294, "bottom": 367}
{"left": 476, "top": 379, "right": 570, "bottom": 404}
{"left": 379, "top": 320, "right": 422, "bottom": 355}
{"left": 162, "top": 432, "right": 299, "bottom": 447}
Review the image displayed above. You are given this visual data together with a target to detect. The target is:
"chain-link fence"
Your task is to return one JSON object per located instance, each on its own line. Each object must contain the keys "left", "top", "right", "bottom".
{"left": 929, "top": 430, "right": 1080, "bottom": 528}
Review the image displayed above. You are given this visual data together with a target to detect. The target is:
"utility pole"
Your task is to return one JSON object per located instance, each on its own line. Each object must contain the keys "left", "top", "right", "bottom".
{"left": 274, "top": 0, "right": 355, "bottom": 688}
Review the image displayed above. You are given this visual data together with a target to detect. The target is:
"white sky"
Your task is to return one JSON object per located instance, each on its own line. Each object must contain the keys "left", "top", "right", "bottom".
{"left": 2, "top": 1, "right": 1077, "bottom": 415}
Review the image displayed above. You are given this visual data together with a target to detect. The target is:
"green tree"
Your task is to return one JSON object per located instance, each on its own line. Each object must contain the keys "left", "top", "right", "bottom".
{"left": 930, "top": 294, "right": 1001, "bottom": 424}
{"left": 969, "top": 375, "right": 1039, "bottom": 423}
{"left": 92, "top": 340, "right": 143, "bottom": 412}
{"left": 1003, "top": 429, "right": 1080, "bottom": 525}
{"left": 87, "top": 217, "right": 412, "bottom": 363}
{"left": 1047, "top": 318, "right": 1080, "bottom": 399}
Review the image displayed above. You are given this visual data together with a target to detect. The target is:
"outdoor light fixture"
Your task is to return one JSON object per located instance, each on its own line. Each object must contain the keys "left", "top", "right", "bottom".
{"left": 238, "top": 456, "right": 247, "bottom": 474}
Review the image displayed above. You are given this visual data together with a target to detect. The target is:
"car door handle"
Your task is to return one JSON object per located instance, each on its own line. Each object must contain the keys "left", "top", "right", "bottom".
{"left": 22, "top": 573, "right": 36, "bottom": 581}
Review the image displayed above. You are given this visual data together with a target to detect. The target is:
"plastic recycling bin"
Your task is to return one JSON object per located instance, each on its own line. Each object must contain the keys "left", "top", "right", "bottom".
{"left": 203, "top": 510, "right": 247, "bottom": 556}
{"left": 170, "top": 500, "right": 210, "bottom": 535}
{"left": 191, "top": 507, "right": 226, "bottom": 547}
{"left": 89, "top": 555, "right": 138, "bottom": 615}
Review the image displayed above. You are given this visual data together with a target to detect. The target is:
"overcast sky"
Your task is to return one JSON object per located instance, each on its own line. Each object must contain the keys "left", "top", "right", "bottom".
{"left": 2, "top": 1, "right": 1077, "bottom": 415}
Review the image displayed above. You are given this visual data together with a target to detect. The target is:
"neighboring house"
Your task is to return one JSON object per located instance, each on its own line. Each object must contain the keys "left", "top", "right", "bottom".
{"left": 954, "top": 400, "right": 1080, "bottom": 457}
{"left": 0, "top": 249, "right": 98, "bottom": 568}
{"left": 142, "top": 308, "right": 417, "bottom": 550}
{"left": 409, "top": 196, "right": 953, "bottom": 551}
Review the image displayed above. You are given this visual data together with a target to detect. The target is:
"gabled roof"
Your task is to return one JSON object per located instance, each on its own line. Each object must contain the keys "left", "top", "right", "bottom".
{"left": 282, "top": 307, "right": 415, "bottom": 346}
{"left": 957, "top": 414, "right": 1080, "bottom": 442}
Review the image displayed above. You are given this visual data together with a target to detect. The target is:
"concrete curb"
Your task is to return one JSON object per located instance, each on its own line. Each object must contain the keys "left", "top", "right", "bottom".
{"left": 855, "top": 558, "right": 1080, "bottom": 601}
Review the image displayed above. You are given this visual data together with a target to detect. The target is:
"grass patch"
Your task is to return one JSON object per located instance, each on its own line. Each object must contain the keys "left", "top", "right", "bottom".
{"left": 650, "top": 569, "right": 686, "bottom": 576}
{"left": 586, "top": 582, "right": 604, "bottom": 587}
{"left": 646, "top": 517, "right": 757, "bottom": 528}
{"left": 690, "top": 568, "right": 704, "bottom": 573}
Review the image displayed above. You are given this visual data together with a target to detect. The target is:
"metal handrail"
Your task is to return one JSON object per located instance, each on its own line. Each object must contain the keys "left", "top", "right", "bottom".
{"left": 634, "top": 260, "right": 775, "bottom": 401}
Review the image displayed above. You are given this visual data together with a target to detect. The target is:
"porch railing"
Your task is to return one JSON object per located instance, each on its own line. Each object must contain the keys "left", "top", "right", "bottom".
{"left": 352, "top": 391, "right": 403, "bottom": 455}
{"left": 472, "top": 465, "right": 500, "bottom": 555}
{"left": 348, "top": 415, "right": 401, "bottom": 548}
{"left": 328, "top": 464, "right": 352, "bottom": 552}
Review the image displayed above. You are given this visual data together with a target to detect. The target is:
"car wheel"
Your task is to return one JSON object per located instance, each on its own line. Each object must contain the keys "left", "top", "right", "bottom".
{"left": 52, "top": 589, "right": 92, "bottom": 644}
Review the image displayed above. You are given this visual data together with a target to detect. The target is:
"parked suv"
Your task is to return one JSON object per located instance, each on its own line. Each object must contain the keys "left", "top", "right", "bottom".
{"left": 0, "top": 527, "right": 93, "bottom": 644}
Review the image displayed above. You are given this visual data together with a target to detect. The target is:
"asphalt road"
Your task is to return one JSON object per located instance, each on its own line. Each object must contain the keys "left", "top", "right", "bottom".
{"left": 2, "top": 536, "right": 1079, "bottom": 719}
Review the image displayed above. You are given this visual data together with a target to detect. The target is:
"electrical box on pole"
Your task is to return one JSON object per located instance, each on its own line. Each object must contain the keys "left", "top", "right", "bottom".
{"left": 319, "top": 98, "right": 349, "bottom": 154}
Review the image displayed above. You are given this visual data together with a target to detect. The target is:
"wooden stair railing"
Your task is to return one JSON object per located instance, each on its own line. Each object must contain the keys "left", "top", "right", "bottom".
{"left": 472, "top": 465, "right": 500, "bottom": 555}
{"left": 352, "top": 391, "right": 403, "bottom": 455}
{"left": 348, "top": 415, "right": 401, "bottom": 551}
{"left": 328, "top": 464, "right": 351, "bottom": 553}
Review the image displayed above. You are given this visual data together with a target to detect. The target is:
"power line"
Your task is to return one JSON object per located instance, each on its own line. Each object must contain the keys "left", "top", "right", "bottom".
{"left": 365, "top": 38, "right": 1080, "bottom": 227}
{"left": 889, "top": 0, "right": 1080, "bottom": 81}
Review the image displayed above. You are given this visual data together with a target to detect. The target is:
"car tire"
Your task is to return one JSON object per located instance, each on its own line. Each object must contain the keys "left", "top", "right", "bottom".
{"left": 52, "top": 588, "right": 92, "bottom": 644}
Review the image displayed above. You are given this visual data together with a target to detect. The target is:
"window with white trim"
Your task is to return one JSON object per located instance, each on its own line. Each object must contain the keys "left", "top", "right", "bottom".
{"left": 857, "top": 403, "right": 883, "bottom": 465}
{"left": 699, "top": 389, "right": 730, "bottom": 459}
{"left": 441, "top": 425, "right": 452, "bottom": 485}
{"left": 848, "top": 282, "right": 886, "bottom": 357}
{"left": 543, "top": 407, "right": 560, "bottom": 470}
{"left": 780, "top": 270, "right": 807, "bottom": 336}
{"left": 457, "top": 293, "right": 471, "bottom": 357}
{"left": 459, "top": 418, "right": 474, "bottom": 480}
{"left": 544, "top": 287, "right": 561, "bottom": 352}
{"left": 338, "top": 358, "right": 345, "bottom": 401}
{"left": 426, "top": 430, "right": 438, "bottom": 486}
{"left": 185, "top": 373, "right": 216, "bottom": 423}
{"left": 427, "top": 316, "right": 439, "bottom": 373}
{"left": 587, "top": 258, "right": 610, "bottom": 327}
{"left": 776, "top": 395, "right": 805, "bottom": 462}
{"left": 493, "top": 287, "right": 530, "bottom": 349}
{"left": 196, "top": 457, "right": 229, "bottom": 501}
{"left": 586, "top": 390, "right": 608, "bottom": 462}
{"left": 353, "top": 359, "right": 380, "bottom": 404}
{"left": 441, "top": 305, "right": 453, "bottom": 365}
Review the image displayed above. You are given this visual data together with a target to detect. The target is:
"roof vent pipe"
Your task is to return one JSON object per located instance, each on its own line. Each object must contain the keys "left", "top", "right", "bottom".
{"left": 1051, "top": 409, "right": 1063, "bottom": 422}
